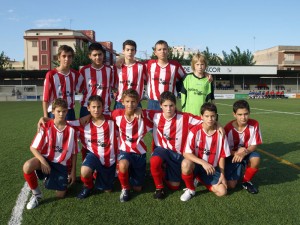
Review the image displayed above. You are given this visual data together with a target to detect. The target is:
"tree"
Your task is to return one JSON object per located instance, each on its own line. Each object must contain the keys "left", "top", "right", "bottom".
{"left": 221, "top": 46, "right": 255, "bottom": 66}
{"left": 0, "top": 51, "right": 9, "bottom": 71}
{"left": 201, "top": 47, "right": 223, "bottom": 66}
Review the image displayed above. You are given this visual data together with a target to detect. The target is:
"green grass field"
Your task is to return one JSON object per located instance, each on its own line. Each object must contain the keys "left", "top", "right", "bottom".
{"left": 1, "top": 99, "right": 300, "bottom": 225}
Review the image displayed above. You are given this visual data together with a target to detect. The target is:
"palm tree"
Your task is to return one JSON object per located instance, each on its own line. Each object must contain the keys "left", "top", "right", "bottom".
{"left": 221, "top": 46, "right": 255, "bottom": 66}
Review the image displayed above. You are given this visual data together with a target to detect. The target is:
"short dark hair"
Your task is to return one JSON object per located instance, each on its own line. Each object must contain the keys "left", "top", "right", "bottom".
{"left": 233, "top": 100, "right": 250, "bottom": 113}
{"left": 201, "top": 102, "right": 217, "bottom": 115}
{"left": 87, "top": 95, "right": 103, "bottom": 106}
{"left": 121, "top": 88, "right": 139, "bottom": 102}
{"left": 57, "top": 45, "right": 74, "bottom": 57}
{"left": 88, "top": 43, "right": 105, "bottom": 55}
{"left": 123, "top": 40, "right": 137, "bottom": 51}
{"left": 155, "top": 40, "right": 169, "bottom": 49}
{"left": 159, "top": 91, "right": 176, "bottom": 105}
{"left": 52, "top": 98, "right": 68, "bottom": 110}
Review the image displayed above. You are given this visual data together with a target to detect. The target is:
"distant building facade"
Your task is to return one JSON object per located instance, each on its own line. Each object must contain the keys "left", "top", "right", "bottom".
{"left": 23, "top": 29, "right": 116, "bottom": 70}
{"left": 254, "top": 46, "right": 300, "bottom": 70}
{"left": 172, "top": 45, "right": 198, "bottom": 59}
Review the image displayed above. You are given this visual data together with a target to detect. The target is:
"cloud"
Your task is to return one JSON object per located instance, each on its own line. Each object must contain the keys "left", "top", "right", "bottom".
{"left": 8, "top": 9, "right": 14, "bottom": 13}
{"left": 33, "top": 18, "right": 62, "bottom": 28}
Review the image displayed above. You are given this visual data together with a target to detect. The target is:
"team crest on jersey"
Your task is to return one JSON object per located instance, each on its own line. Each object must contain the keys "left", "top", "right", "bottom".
{"left": 52, "top": 145, "right": 63, "bottom": 153}
{"left": 163, "top": 133, "right": 178, "bottom": 141}
{"left": 126, "top": 135, "right": 135, "bottom": 143}
{"left": 88, "top": 139, "right": 110, "bottom": 147}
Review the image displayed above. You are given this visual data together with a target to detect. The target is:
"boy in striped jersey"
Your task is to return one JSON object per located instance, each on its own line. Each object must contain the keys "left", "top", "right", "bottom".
{"left": 112, "top": 89, "right": 153, "bottom": 202}
{"left": 180, "top": 103, "right": 230, "bottom": 201}
{"left": 23, "top": 98, "right": 78, "bottom": 209}
{"left": 147, "top": 91, "right": 203, "bottom": 199}
{"left": 224, "top": 100, "right": 262, "bottom": 194}
{"left": 76, "top": 43, "right": 114, "bottom": 160}
{"left": 72, "top": 95, "right": 118, "bottom": 199}
{"left": 113, "top": 40, "right": 147, "bottom": 109}
{"left": 43, "top": 45, "right": 78, "bottom": 120}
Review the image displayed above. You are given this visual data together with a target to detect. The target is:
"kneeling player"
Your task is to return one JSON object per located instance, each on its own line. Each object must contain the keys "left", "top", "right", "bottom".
{"left": 23, "top": 98, "right": 78, "bottom": 209}
{"left": 181, "top": 103, "right": 230, "bottom": 201}
{"left": 224, "top": 100, "right": 262, "bottom": 194}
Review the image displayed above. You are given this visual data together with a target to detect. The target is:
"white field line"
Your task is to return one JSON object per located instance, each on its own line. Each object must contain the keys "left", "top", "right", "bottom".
{"left": 8, "top": 183, "right": 30, "bottom": 225}
{"left": 217, "top": 103, "right": 300, "bottom": 116}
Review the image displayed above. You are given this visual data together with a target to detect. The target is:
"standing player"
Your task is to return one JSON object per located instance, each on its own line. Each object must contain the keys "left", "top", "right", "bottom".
{"left": 224, "top": 100, "right": 262, "bottom": 194}
{"left": 77, "top": 43, "right": 114, "bottom": 116}
{"left": 23, "top": 98, "right": 78, "bottom": 209}
{"left": 43, "top": 45, "right": 78, "bottom": 120}
{"left": 69, "top": 95, "right": 118, "bottom": 199}
{"left": 111, "top": 89, "right": 153, "bottom": 202}
{"left": 147, "top": 91, "right": 202, "bottom": 199}
{"left": 180, "top": 103, "right": 230, "bottom": 201}
{"left": 146, "top": 40, "right": 186, "bottom": 110}
{"left": 179, "top": 53, "right": 215, "bottom": 116}
{"left": 76, "top": 43, "right": 114, "bottom": 160}
{"left": 113, "top": 40, "right": 147, "bottom": 109}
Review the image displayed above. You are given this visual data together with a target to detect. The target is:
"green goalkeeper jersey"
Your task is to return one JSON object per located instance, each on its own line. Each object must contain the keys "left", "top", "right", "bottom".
{"left": 180, "top": 73, "right": 213, "bottom": 116}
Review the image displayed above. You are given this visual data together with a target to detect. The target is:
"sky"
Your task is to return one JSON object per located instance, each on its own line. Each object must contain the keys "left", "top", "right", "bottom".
{"left": 1, "top": 0, "right": 300, "bottom": 61}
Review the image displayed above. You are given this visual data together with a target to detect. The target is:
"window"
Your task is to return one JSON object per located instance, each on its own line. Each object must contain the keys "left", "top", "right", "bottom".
{"left": 32, "top": 55, "right": 38, "bottom": 61}
{"left": 41, "top": 54, "right": 47, "bottom": 65}
{"left": 32, "top": 41, "right": 38, "bottom": 47}
{"left": 53, "top": 41, "right": 58, "bottom": 47}
{"left": 41, "top": 40, "right": 47, "bottom": 51}
{"left": 284, "top": 54, "right": 294, "bottom": 61}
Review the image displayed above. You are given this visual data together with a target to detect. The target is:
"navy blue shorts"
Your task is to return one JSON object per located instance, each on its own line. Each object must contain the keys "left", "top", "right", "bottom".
{"left": 152, "top": 147, "right": 183, "bottom": 182}
{"left": 82, "top": 152, "right": 116, "bottom": 191}
{"left": 225, "top": 151, "right": 260, "bottom": 181}
{"left": 118, "top": 151, "right": 146, "bottom": 187}
{"left": 35, "top": 159, "right": 68, "bottom": 191}
{"left": 79, "top": 106, "right": 90, "bottom": 118}
{"left": 194, "top": 164, "right": 221, "bottom": 185}
{"left": 48, "top": 108, "right": 76, "bottom": 120}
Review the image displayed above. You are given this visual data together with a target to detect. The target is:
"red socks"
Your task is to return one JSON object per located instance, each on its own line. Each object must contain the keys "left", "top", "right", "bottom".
{"left": 81, "top": 176, "right": 94, "bottom": 189}
{"left": 243, "top": 167, "right": 258, "bottom": 183}
{"left": 150, "top": 156, "right": 164, "bottom": 189}
{"left": 118, "top": 171, "right": 130, "bottom": 190}
{"left": 181, "top": 173, "right": 195, "bottom": 191}
{"left": 24, "top": 172, "right": 38, "bottom": 190}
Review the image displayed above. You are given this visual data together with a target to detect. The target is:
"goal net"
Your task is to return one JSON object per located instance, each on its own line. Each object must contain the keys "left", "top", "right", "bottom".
{"left": 0, "top": 85, "right": 38, "bottom": 101}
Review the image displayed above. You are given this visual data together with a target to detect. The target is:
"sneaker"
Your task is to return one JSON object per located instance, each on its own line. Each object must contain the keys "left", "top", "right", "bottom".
{"left": 180, "top": 188, "right": 195, "bottom": 202}
{"left": 77, "top": 187, "right": 92, "bottom": 199}
{"left": 26, "top": 194, "right": 42, "bottom": 210}
{"left": 194, "top": 178, "right": 200, "bottom": 188}
{"left": 153, "top": 189, "right": 165, "bottom": 200}
{"left": 242, "top": 181, "right": 258, "bottom": 194}
{"left": 120, "top": 189, "right": 130, "bottom": 202}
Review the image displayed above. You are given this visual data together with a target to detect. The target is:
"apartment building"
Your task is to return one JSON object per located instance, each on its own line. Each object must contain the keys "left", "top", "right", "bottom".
{"left": 254, "top": 46, "right": 300, "bottom": 70}
{"left": 23, "top": 29, "right": 116, "bottom": 70}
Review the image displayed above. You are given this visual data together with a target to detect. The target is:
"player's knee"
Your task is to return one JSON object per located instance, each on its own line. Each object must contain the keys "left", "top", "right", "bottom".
{"left": 80, "top": 166, "right": 92, "bottom": 178}
{"left": 56, "top": 190, "right": 66, "bottom": 198}
{"left": 213, "top": 185, "right": 227, "bottom": 197}
{"left": 227, "top": 180, "right": 237, "bottom": 189}
{"left": 118, "top": 160, "right": 129, "bottom": 172}
{"left": 181, "top": 159, "right": 194, "bottom": 174}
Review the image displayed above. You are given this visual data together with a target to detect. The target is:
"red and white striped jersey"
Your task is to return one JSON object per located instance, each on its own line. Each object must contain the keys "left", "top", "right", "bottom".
{"left": 69, "top": 116, "right": 118, "bottom": 167}
{"left": 147, "top": 111, "right": 202, "bottom": 154}
{"left": 185, "top": 124, "right": 231, "bottom": 167}
{"left": 111, "top": 109, "right": 153, "bottom": 154}
{"left": 31, "top": 120, "right": 78, "bottom": 166}
{"left": 43, "top": 69, "right": 79, "bottom": 112}
{"left": 224, "top": 119, "right": 263, "bottom": 151}
{"left": 77, "top": 64, "right": 114, "bottom": 112}
{"left": 146, "top": 60, "right": 186, "bottom": 100}
{"left": 113, "top": 62, "right": 146, "bottom": 102}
